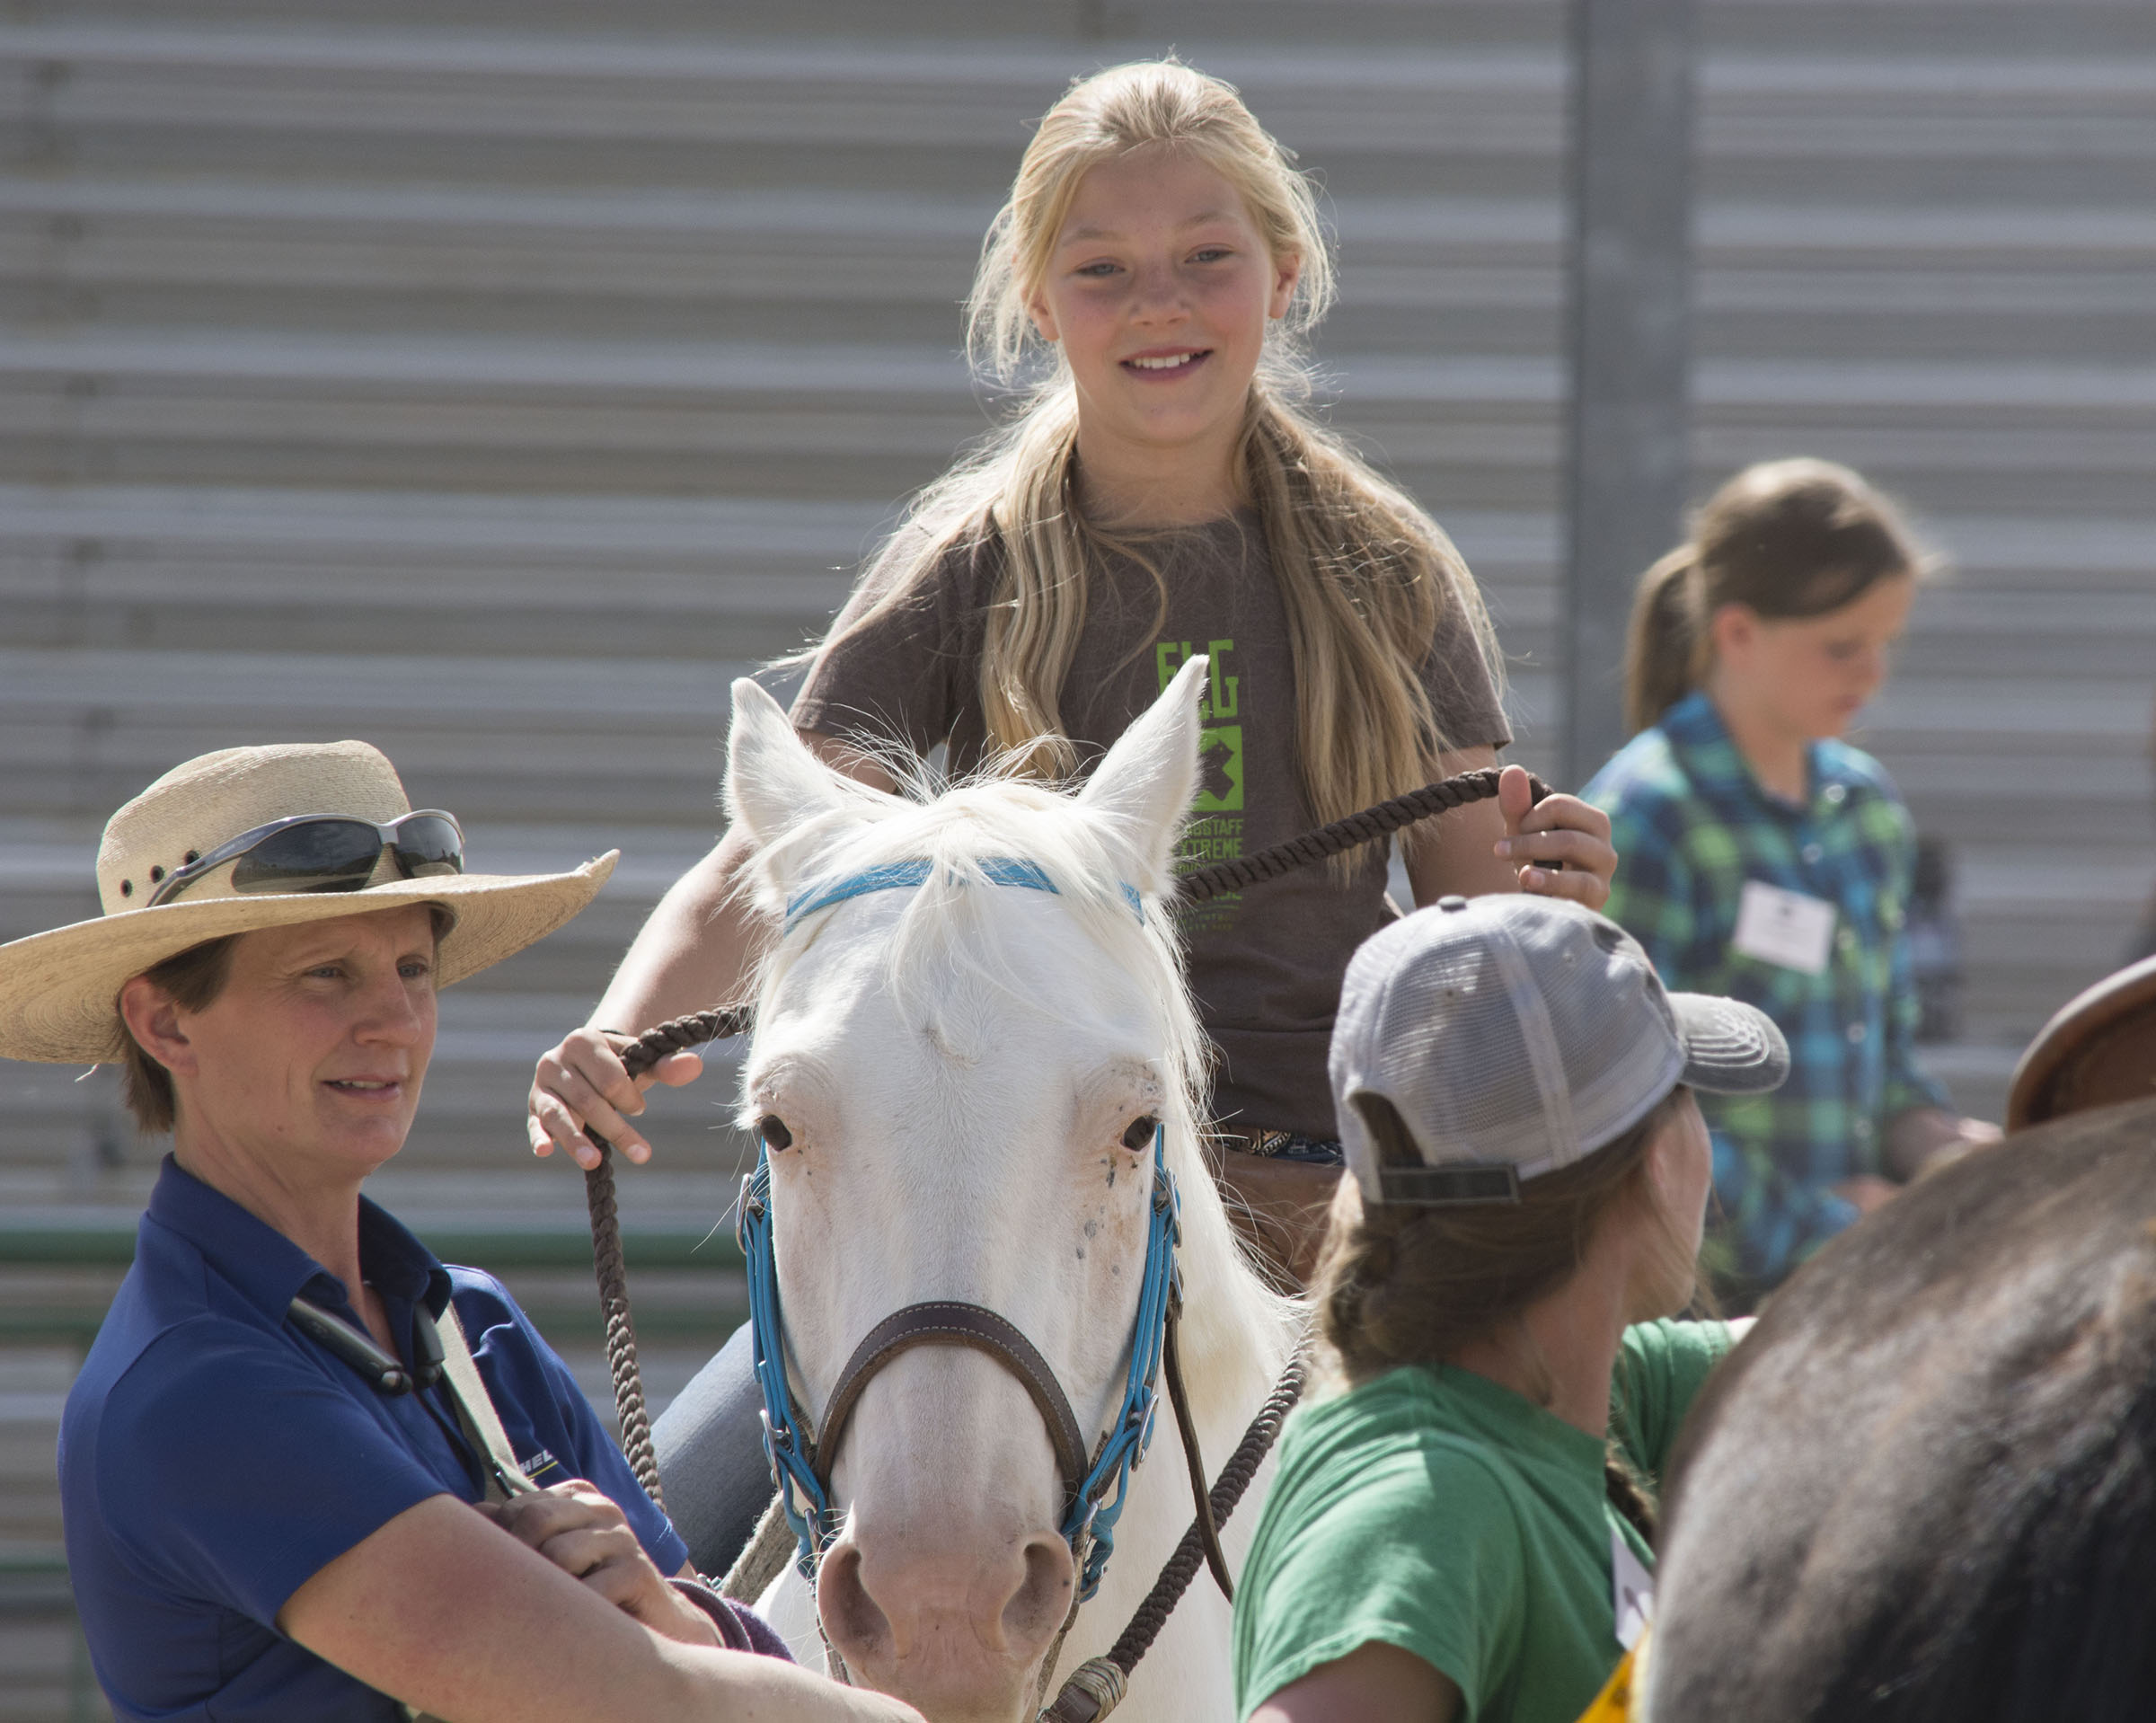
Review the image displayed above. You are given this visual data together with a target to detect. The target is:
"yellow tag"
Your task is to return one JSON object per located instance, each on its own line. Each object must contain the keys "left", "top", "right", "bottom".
{"left": 1573, "top": 1646, "right": 1636, "bottom": 1723}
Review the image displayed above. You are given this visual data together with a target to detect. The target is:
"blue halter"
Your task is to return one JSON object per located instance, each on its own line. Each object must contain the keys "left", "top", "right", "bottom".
{"left": 737, "top": 1126, "right": 1179, "bottom": 1600}
{"left": 783, "top": 855, "right": 1144, "bottom": 933}
{"left": 738, "top": 857, "right": 1179, "bottom": 1602}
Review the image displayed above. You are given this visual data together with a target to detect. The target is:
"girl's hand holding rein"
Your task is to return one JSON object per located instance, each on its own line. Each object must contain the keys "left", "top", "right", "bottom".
{"left": 523, "top": 832, "right": 752, "bottom": 1170}
{"left": 1407, "top": 753, "right": 1617, "bottom": 913}
{"left": 526, "top": 729, "right": 885, "bottom": 1167}
{"left": 527, "top": 1027, "right": 702, "bottom": 1170}
{"left": 1495, "top": 763, "right": 1616, "bottom": 910}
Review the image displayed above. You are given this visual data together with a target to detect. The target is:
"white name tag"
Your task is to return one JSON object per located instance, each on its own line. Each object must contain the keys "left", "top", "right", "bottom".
{"left": 1612, "top": 1527, "right": 1655, "bottom": 1652}
{"left": 1732, "top": 879, "right": 1837, "bottom": 976}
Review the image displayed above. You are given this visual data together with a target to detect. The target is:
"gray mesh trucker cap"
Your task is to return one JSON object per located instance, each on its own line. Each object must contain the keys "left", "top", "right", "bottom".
{"left": 1330, "top": 895, "right": 1789, "bottom": 1206}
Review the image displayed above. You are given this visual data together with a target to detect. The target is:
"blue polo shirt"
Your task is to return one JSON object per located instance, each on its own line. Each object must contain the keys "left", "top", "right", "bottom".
{"left": 58, "top": 1155, "right": 690, "bottom": 1723}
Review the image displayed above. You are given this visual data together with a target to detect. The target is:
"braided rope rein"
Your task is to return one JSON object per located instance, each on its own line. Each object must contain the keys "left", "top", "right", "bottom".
{"left": 1039, "top": 1350, "right": 1308, "bottom": 1723}
{"left": 584, "top": 1004, "right": 754, "bottom": 1507}
{"left": 579, "top": 766, "right": 1549, "bottom": 1550}
{"left": 1178, "top": 764, "right": 1547, "bottom": 903}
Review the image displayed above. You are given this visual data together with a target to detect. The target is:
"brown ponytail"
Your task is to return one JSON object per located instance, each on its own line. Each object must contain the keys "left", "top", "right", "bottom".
{"left": 1621, "top": 457, "right": 1931, "bottom": 736}
{"left": 1313, "top": 1086, "right": 1698, "bottom": 1541}
{"left": 1604, "top": 1448, "right": 1659, "bottom": 1542}
{"left": 1316, "top": 1087, "right": 1693, "bottom": 1384}
{"left": 1622, "top": 547, "right": 1708, "bottom": 738}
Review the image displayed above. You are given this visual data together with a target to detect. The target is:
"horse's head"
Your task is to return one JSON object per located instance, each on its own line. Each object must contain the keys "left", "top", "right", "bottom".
{"left": 724, "top": 657, "right": 1246, "bottom": 1722}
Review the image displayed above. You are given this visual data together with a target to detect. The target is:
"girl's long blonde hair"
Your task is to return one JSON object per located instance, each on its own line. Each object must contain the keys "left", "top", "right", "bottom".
{"left": 820, "top": 59, "right": 1500, "bottom": 855}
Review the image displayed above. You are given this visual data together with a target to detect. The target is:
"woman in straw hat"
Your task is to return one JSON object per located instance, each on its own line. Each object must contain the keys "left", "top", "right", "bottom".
{"left": 4, "top": 742, "right": 918, "bottom": 1723}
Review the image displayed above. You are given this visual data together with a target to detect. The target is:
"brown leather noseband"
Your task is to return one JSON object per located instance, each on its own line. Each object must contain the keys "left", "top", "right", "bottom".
{"left": 811, "top": 1301, "right": 1091, "bottom": 1504}
{"left": 738, "top": 1120, "right": 1220, "bottom": 1608}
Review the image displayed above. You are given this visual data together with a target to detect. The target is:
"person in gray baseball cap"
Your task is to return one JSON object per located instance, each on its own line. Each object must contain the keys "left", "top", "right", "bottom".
{"left": 1232, "top": 893, "right": 1788, "bottom": 1723}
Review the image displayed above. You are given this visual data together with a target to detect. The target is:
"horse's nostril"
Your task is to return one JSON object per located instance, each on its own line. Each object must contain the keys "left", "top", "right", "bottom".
{"left": 1003, "top": 1533, "right": 1077, "bottom": 1648}
{"left": 817, "top": 1542, "right": 893, "bottom": 1663}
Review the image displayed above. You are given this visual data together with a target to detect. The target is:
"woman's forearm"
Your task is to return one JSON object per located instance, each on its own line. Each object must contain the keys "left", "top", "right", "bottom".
{"left": 668, "top": 1642, "right": 921, "bottom": 1722}
{"left": 282, "top": 1496, "right": 919, "bottom": 1723}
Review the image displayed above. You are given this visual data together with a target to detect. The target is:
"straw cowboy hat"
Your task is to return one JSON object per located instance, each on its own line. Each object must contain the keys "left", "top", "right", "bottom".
{"left": 0, "top": 740, "right": 616, "bottom": 1065}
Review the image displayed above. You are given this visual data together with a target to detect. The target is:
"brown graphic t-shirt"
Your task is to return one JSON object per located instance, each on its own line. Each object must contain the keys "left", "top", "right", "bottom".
{"left": 790, "top": 514, "right": 1511, "bottom": 1138}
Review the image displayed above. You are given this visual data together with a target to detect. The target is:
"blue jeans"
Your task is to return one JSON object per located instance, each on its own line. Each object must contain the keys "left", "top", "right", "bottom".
{"left": 653, "top": 1321, "right": 773, "bottom": 1580}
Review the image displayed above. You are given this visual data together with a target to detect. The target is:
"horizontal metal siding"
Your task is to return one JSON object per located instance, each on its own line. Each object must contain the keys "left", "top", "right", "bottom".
{"left": 0, "top": 6, "right": 2148, "bottom": 1710}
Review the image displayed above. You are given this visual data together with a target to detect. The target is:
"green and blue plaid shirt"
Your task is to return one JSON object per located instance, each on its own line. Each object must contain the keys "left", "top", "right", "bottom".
{"left": 1585, "top": 691, "right": 1949, "bottom": 1287}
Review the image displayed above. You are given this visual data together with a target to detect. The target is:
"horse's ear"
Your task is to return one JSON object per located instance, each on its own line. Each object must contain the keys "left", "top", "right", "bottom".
{"left": 723, "top": 677, "right": 872, "bottom": 868}
{"left": 1078, "top": 653, "right": 1206, "bottom": 892}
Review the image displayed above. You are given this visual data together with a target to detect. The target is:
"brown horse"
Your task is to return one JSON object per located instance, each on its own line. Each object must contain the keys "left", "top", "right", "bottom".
{"left": 1646, "top": 958, "right": 2156, "bottom": 1723}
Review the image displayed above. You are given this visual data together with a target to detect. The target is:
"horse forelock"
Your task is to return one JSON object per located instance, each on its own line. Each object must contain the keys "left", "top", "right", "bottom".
{"left": 753, "top": 770, "right": 1211, "bottom": 1163}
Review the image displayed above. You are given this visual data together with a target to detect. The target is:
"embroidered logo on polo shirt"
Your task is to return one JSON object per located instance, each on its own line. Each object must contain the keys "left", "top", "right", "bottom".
{"left": 520, "top": 1447, "right": 561, "bottom": 1481}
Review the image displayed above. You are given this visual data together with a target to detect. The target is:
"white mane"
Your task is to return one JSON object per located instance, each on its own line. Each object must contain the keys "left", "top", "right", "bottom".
{"left": 751, "top": 773, "right": 1204, "bottom": 1144}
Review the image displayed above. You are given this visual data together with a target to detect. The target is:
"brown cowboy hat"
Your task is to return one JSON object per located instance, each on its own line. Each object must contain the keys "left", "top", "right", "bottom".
{"left": 2005, "top": 952, "right": 2156, "bottom": 1130}
{"left": 0, "top": 740, "right": 616, "bottom": 1065}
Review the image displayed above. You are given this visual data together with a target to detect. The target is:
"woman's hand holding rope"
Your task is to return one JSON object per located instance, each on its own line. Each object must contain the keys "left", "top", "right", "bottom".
{"left": 528, "top": 1028, "right": 703, "bottom": 1169}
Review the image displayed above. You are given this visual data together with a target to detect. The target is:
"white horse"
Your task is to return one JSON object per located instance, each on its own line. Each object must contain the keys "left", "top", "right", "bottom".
{"left": 721, "top": 657, "right": 1299, "bottom": 1723}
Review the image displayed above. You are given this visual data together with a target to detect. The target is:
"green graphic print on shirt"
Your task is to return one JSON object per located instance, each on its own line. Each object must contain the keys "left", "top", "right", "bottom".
{"left": 1160, "top": 639, "right": 1246, "bottom": 936}
{"left": 787, "top": 512, "right": 1512, "bottom": 1139}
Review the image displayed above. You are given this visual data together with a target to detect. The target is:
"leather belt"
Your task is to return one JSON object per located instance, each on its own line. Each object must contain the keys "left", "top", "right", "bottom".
{"left": 1215, "top": 1127, "right": 1346, "bottom": 1162}
{"left": 1215, "top": 1127, "right": 1295, "bottom": 1158}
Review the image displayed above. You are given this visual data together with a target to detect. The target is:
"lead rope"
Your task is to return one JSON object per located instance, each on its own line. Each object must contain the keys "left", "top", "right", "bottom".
{"left": 1030, "top": 1541, "right": 1091, "bottom": 1716}
{"left": 583, "top": 1003, "right": 755, "bottom": 1510}
{"left": 1039, "top": 1349, "right": 1308, "bottom": 1723}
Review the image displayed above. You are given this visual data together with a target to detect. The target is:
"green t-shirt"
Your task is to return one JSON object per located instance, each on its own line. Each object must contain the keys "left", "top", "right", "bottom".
{"left": 1232, "top": 1319, "right": 1731, "bottom": 1723}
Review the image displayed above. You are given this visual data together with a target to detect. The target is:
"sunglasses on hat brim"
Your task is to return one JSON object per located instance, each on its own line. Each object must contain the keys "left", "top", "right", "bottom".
{"left": 145, "top": 810, "right": 465, "bottom": 909}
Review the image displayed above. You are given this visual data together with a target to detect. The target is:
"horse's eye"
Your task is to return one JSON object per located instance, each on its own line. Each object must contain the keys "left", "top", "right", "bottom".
{"left": 1120, "top": 1116, "right": 1158, "bottom": 1152}
{"left": 757, "top": 1116, "right": 794, "bottom": 1152}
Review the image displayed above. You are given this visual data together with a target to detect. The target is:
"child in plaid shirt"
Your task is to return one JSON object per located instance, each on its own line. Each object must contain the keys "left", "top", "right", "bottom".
{"left": 1584, "top": 459, "right": 1998, "bottom": 1296}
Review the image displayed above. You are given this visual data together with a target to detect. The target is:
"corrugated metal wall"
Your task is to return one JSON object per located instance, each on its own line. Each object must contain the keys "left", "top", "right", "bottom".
{"left": 2, "top": 3, "right": 2151, "bottom": 1712}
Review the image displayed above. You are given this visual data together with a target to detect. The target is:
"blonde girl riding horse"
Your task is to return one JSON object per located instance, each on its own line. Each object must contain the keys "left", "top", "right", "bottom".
{"left": 524, "top": 59, "right": 1616, "bottom": 1575}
